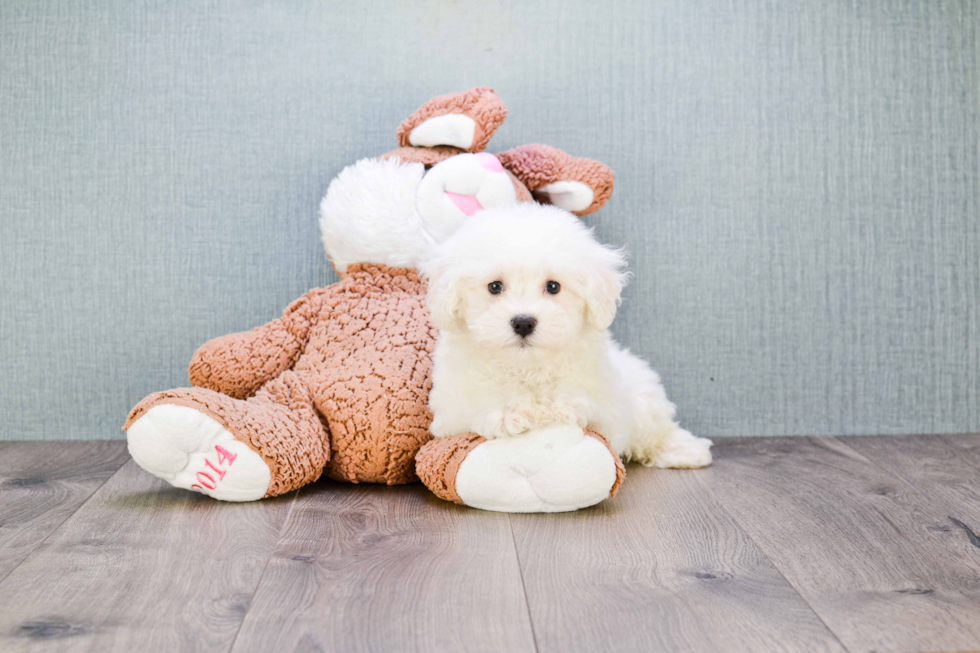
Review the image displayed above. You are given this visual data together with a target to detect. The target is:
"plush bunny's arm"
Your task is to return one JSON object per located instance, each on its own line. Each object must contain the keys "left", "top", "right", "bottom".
{"left": 188, "top": 289, "right": 326, "bottom": 399}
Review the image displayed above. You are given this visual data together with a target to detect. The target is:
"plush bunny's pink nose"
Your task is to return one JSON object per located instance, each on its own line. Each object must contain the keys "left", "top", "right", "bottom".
{"left": 474, "top": 152, "right": 504, "bottom": 173}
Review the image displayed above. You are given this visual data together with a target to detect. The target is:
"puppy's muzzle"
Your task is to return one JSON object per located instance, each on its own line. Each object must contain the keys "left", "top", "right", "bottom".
{"left": 510, "top": 315, "right": 537, "bottom": 338}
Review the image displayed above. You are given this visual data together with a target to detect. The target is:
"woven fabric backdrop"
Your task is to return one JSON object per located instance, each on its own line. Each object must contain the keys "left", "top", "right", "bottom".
{"left": 2, "top": 0, "right": 977, "bottom": 440}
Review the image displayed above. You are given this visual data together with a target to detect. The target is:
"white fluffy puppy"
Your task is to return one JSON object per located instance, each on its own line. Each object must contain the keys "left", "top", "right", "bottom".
{"left": 422, "top": 203, "right": 712, "bottom": 468}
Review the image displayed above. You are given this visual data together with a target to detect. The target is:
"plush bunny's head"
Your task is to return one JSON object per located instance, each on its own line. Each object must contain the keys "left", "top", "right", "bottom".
{"left": 319, "top": 87, "right": 615, "bottom": 275}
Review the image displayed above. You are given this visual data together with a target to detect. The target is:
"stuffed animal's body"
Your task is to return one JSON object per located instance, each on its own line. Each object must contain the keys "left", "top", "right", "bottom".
{"left": 125, "top": 264, "right": 433, "bottom": 499}
{"left": 125, "top": 88, "right": 623, "bottom": 508}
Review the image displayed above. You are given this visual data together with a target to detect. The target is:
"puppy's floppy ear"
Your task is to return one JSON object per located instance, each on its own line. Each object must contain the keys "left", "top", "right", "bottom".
{"left": 579, "top": 240, "right": 630, "bottom": 331}
{"left": 421, "top": 253, "right": 464, "bottom": 330}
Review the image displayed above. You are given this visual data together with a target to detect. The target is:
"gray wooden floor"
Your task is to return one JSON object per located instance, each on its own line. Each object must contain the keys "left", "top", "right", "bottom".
{"left": 1, "top": 436, "right": 978, "bottom": 653}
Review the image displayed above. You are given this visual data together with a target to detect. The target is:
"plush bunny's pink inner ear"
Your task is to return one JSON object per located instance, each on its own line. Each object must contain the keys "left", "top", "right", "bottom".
{"left": 397, "top": 87, "right": 507, "bottom": 153}
{"left": 498, "top": 144, "right": 615, "bottom": 216}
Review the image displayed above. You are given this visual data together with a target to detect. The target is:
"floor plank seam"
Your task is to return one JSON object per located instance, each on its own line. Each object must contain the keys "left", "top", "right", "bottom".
{"left": 0, "top": 451, "right": 130, "bottom": 589}
{"left": 507, "top": 514, "right": 540, "bottom": 653}
{"left": 692, "top": 470, "right": 853, "bottom": 653}
{"left": 225, "top": 487, "right": 303, "bottom": 653}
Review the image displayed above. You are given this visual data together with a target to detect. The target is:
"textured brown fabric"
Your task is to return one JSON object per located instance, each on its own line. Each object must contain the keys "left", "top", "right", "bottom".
{"left": 188, "top": 289, "right": 327, "bottom": 399}
{"left": 126, "top": 264, "right": 437, "bottom": 491}
{"left": 380, "top": 146, "right": 463, "bottom": 168}
{"left": 415, "top": 433, "right": 487, "bottom": 505}
{"left": 298, "top": 264, "right": 437, "bottom": 484}
{"left": 498, "top": 144, "right": 616, "bottom": 216}
{"left": 584, "top": 429, "right": 626, "bottom": 498}
{"left": 124, "top": 370, "right": 330, "bottom": 498}
{"left": 397, "top": 86, "right": 507, "bottom": 153}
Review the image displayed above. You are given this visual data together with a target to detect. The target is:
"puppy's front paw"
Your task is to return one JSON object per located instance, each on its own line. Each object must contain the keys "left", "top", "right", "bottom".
{"left": 502, "top": 406, "right": 534, "bottom": 436}
{"left": 473, "top": 409, "right": 519, "bottom": 439}
{"left": 472, "top": 405, "right": 536, "bottom": 439}
{"left": 522, "top": 392, "right": 592, "bottom": 430}
{"left": 545, "top": 398, "right": 590, "bottom": 429}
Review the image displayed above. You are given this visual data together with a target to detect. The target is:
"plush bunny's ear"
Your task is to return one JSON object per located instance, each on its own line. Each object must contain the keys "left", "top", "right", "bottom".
{"left": 498, "top": 144, "right": 615, "bottom": 216}
{"left": 397, "top": 87, "right": 507, "bottom": 153}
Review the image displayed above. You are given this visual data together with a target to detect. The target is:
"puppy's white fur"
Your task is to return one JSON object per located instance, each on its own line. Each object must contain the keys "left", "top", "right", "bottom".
{"left": 422, "top": 204, "right": 712, "bottom": 468}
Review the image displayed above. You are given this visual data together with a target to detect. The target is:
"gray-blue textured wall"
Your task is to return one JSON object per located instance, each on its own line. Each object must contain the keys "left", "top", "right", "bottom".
{"left": 1, "top": 0, "right": 977, "bottom": 440}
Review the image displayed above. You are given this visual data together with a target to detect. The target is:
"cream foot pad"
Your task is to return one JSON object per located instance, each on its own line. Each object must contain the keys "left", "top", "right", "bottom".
{"left": 127, "top": 404, "right": 271, "bottom": 502}
{"left": 417, "top": 425, "right": 625, "bottom": 513}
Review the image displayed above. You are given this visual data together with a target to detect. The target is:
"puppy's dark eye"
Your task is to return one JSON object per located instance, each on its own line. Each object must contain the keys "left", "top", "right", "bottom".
{"left": 545, "top": 280, "right": 561, "bottom": 295}
{"left": 488, "top": 281, "right": 504, "bottom": 295}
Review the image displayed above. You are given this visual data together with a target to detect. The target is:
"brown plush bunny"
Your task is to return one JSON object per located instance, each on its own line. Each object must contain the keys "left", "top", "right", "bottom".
{"left": 124, "top": 87, "right": 622, "bottom": 507}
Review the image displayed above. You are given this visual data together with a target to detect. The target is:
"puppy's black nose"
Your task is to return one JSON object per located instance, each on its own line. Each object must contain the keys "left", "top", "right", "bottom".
{"left": 510, "top": 315, "right": 537, "bottom": 338}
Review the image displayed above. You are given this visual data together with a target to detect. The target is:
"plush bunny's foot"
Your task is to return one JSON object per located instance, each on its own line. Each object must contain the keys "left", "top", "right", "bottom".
{"left": 417, "top": 425, "right": 625, "bottom": 513}
{"left": 125, "top": 376, "right": 330, "bottom": 498}
{"left": 127, "top": 404, "right": 271, "bottom": 501}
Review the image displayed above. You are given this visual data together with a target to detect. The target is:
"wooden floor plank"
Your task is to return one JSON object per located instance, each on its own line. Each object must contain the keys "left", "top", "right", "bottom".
{"left": 703, "top": 436, "right": 980, "bottom": 653}
{"left": 230, "top": 480, "right": 536, "bottom": 653}
{"left": 0, "top": 460, "right": 295, "bottom": 653}
{"left": 0, "top": 441, "right": 129, "bottom": 583}
{"left": 4, "top": 437, "right": 976, "bottom": 652}
{"left": 510, "top": 465, "right": 845, "bottom": 653}
{"left": 843, "top": 434, "right": 980, "bottom": 546}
